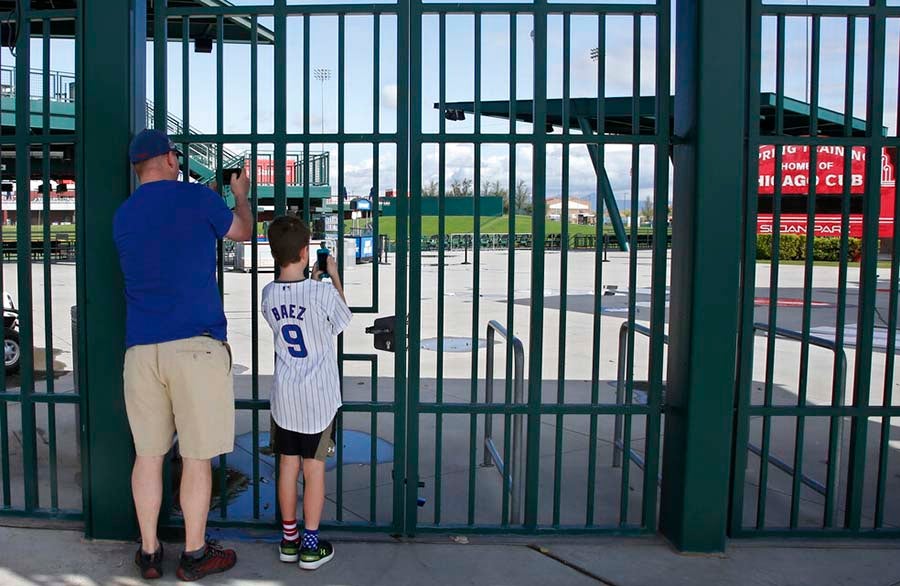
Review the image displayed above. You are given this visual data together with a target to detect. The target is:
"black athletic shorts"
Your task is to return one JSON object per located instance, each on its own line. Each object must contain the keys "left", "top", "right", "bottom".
{"left": 270, "top": 418, "right": 336, "bottom": 461}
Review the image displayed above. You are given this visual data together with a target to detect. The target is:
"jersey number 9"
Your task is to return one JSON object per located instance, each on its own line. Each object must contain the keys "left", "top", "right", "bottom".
{"left": 281, "top": 324, "right": 308, "bottom": 358}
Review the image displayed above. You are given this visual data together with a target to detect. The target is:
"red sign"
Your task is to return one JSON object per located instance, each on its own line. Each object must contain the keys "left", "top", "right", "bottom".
{"left": 758, "top": 145, "right": 874, "bottom": 195}
{"left": 757, "top": 145, "right": 897, "bottom": 238}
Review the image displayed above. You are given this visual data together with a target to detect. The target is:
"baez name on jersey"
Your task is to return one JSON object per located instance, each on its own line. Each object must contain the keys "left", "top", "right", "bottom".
{"left": 270, "top": 304, "right": 307, "bottom": 322}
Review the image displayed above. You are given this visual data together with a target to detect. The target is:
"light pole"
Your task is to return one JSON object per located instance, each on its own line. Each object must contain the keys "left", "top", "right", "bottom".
{"left": 313, "top": 68, "right": 331, "bottom": 136}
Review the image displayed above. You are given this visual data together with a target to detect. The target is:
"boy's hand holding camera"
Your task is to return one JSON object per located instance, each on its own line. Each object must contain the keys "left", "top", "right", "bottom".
{"left": 312, "top": 255, "right": 346, "bottom": 302}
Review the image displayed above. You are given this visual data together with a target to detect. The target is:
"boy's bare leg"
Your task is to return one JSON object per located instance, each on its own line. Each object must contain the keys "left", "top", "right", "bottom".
{"left": 301, "top": 458, "right": 326, "bottom": 531}
{"left": 180, "top": 458, "right": 213, "bottom": 552}
{"left": 279, "top": 455, "right": 302, "bottom": 523}
{"left": 132, "top": 455, "right": 164, "bottom": 553}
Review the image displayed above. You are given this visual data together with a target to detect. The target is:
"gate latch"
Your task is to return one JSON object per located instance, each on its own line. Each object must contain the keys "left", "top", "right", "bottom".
{"left": 365, "top": 315, "right": 407, "bottom": 352}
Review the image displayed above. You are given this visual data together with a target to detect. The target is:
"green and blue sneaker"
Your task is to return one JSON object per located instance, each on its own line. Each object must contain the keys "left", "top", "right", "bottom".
{"left": 298, "top": 539, "right": 334, "bottom": 570}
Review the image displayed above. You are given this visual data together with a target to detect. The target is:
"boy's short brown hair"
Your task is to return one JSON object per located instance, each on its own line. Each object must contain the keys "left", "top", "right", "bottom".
{"left": 267, "top": 215, "right": 311, "bottom": 268}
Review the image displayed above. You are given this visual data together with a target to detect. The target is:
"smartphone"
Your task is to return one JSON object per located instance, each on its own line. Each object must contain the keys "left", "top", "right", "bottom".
{"left": 317, "top": 244, "right": 330, "bottom": 280}
{"left": 222, "top": 168, "right": 243, "bottom": 186}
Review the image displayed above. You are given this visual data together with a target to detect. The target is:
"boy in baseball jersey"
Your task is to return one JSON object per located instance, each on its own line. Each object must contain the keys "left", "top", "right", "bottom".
{"left": 261, "top": 216, "right": 352, "bottom": 570}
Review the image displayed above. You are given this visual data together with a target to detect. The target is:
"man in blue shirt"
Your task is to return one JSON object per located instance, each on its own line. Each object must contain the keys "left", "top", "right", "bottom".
{"left": 113, "top": 129, "right": 252, "bottom": 581}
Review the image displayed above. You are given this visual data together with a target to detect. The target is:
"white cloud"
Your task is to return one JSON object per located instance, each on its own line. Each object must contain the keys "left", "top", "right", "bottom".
{"left": 382, "top": 84, "right": 398, "bottom": 109}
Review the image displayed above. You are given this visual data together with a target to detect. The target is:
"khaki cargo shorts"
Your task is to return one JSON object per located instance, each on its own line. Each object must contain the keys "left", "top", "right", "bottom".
{"left": 124, "top": 336, "right": 235, "bottom": 460}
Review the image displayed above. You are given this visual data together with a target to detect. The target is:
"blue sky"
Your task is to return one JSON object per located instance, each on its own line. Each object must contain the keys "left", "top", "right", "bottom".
{"left": 23, "top": 0, "right": 900, "bottom": 210}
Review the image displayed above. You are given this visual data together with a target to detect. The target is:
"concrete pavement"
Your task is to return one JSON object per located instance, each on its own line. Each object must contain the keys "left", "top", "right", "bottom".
{"left": 1, "top": 527, "right": 900, "bottom": 586}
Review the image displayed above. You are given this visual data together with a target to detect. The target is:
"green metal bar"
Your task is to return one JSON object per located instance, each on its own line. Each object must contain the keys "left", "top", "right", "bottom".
{"left": 249, "top": 16, "right": 261, "bottom": 520}
{"left": 755, "top": 13, "right": 786, "bottom": 532}
{"left": 420, "top": 403, "right": 652, "bottom": 416}
{"left": 659, "top": 0, "right": 746, "bottom": 552}
{"left": 165, "top": 3, "right": 663, "bottom": 17}
{"left": 789, "top": 15, "right": 820, "bottom": 529}
{"left": 729, "top": 0, "right": 760, "bottom": 536}
{"left": 303, "top": 15, "right": 311, "bottom": 229}
{"left": 274, "top": 1, "right": 287, "bottom": 218}
{"left": 581, "top": 131, "right": 627, "bottom": 251}
{"left": 413, "top": 523, "right": 651, "bottom": 536}
{"left": 336, "top": 13, "right": 345, "bottom": 525}
{"left": 73, "top": 3, "right": 90, "bottom": 529}
{"left": 170, "top": 132, "right": 664, "bottom": 145}
{"left": 153, "top": 0, "right": 167, "bottom": 129}
{"left": 182, "top": 15, "right": 190, "bottom": 146}
{"left": 552, "top": 13, "right": 571, "bottom": 529}
{"left": 874, "top": 143, "right": 899, "bottom": 528}
{"left": 501, "top": 10, "right": 517, "bottom": 529}
{"left": 874, "top": 44, "right": 900, "bottom": 533}
{"left": 334, "top": 408, "right": 344, "bottom": 523}
{"left": 619, "top": 13, "right": 641, "bottom": 527}
{"left": 756, "top": 145, "right": 784, "bottom": 531}
{"left": 643, "top": 2, "right": 671, "bottom": 532}
{"left": 0, "top": 25, "right": 7, "bottom": 507}
{"left": 370, "top": 359, "right": 379, "bottom": 522}
{"left": 0, "top": 509, "right": 83, "bottom": 522}
{"left": 0, "top": 393, "right": 83, "bottom": 405}
{"left": 222, "top": 402, "right": 644, "bottom": 416}
{"left": 180, "top": 17, "right": 192, "bottom": 182}
{"left": 80, "top": 0, "right": 145, "bottom": 538}
{"left": 524, "top": 0, "right": 549, "bottom": 530}
{"left": 40, "top": 25, "right": 58, "bottom": 511}
{"left": 468, "top": 137, "right": 481, "bottom": 525}
{"left": 731, "top": 527, "right": 900, "bottom": 539}
{"left": 0, "top": 398, "right": 8, "bottom": 506}
{"left": 399, "top": 0, "right": 415, "bottom": 535}
{"left": 586, "top": 13, "right": 606, "bottom": 528}
{"left": 15, "top": 1, "right": 38, "bottom": 511}
{"left": 214, "top": 16, "right": 228, "bottom": 521}
{"left": 434, "top": 13, "right": 449, "bottom": 527}
{"left": 434, "top": 137, "right": 446, "bottom": 524}
{"left": 747, "top": 406, "right": 900, "bottom": 417}
{"left": 467, "top": 11, "right": 483, "bottom": 530}
{"left": 845, "top": 0, "right": 887, "bottom": 531}
{"left": 372, "top": 17, "right": 381, "bottom": 314}
{"left": 824, "top": 17, "right": 855, "bottom": 530}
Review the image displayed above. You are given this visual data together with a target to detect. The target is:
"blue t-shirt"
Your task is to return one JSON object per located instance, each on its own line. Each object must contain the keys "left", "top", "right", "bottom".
{"left": 113, "top": 180, "right": 234, "bottom": 348}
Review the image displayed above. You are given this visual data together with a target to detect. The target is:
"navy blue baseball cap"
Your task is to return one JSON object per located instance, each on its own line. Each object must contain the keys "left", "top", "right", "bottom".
{"left": 129, "top": 129, "right": 182, "bottom": 164}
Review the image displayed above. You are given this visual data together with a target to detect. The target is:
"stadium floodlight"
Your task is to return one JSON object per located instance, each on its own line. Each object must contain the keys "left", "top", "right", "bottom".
{"left": 590, "top": 47, "right": 601, "bottom": 62}
{"left": 313, "top": 68, "right": 332, "bottom": 135}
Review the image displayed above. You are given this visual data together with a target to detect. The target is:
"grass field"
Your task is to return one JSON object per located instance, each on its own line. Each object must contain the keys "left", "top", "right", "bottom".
{"left": 373, "top": 215, "right": 645, "bottom": 240}
{"left": 2, "top": 219, "right": 631, "bottom": 241}
{"left": 2, "top": 225, "right": 76, "bottom": 239}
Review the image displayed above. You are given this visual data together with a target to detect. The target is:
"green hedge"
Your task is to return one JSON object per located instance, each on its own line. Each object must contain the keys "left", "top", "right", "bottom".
{"left": 756, "top": 234, "right": 862, "bottom": 262}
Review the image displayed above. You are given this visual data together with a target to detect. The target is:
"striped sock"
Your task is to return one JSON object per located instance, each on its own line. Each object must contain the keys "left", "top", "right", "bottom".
{"left": 282, "top": 520, "right": 299, "bottom": 543}
{"left": 302, "top": 529, "right": 319, "bottom": 550}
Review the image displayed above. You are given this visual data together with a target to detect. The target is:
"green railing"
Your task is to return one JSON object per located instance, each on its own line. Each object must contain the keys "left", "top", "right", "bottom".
{"left": 0, "top": 6, "right": 85, "bottom": 526}
{"left": 4, "top": 0, "right": 898, "bottom": 550}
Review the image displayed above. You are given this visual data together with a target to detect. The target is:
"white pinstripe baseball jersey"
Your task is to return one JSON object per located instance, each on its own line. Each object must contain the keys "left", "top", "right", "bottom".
{"left": 261, "top": 278, "right": 353, "bottom": 434}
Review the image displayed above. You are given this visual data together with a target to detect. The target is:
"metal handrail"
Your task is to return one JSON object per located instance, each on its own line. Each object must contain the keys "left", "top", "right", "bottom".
{"left": 750, "top": 322, "right": 847, "bottom": 505}
{"left": 483, "top": 320, "right": 525, "bottom": 525}
{"left": 612, "top": 321, "right": 848, "bottom": 517}
{"left": 612, "top": 322, "right": 666, "bottom": 470}
{"left": 0, "top": 65, "right": 76, "bottom": 102}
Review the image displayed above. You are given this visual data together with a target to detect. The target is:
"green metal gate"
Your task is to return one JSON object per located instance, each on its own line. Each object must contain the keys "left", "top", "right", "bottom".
{"left": 405, "top": 1, "right": 671, "bottom": 534}
{"left": 0, "top": 0, "right": 891, "bottom": 549}
{"left": 147, "top": 0, "right": 410, "bottom": 533}
{"left": 730, "top": 0, "right": 900, "bottom": 538}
